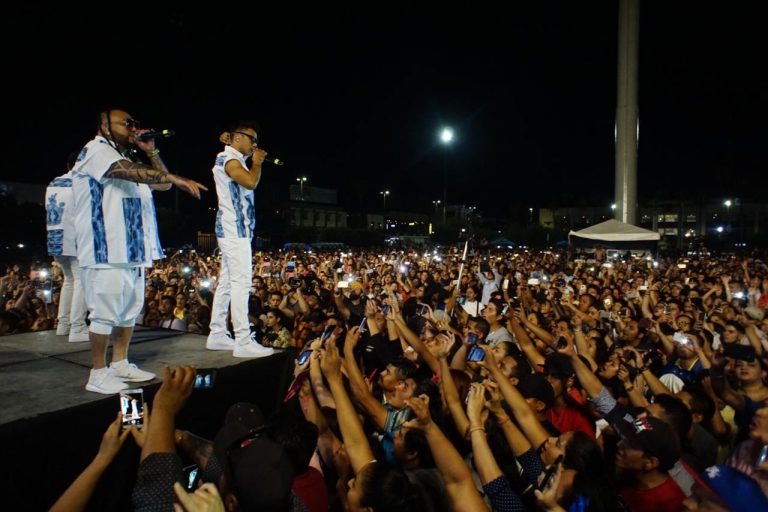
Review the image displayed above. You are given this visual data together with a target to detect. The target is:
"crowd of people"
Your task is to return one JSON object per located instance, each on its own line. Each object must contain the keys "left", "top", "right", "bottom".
{"left": 18, "top": 245, "right": 767, "bottom": 510}
{"left": 5, "top": 106, "right": 768, "bottom": 511}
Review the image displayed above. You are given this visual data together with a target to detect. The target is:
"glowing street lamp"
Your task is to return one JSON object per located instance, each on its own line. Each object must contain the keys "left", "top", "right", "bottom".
{"left": 723, "top": 199, "right": 732, "bottom": 234}
{"left": 380, "top": 190, "right": 390, "bottom": 210}
{"left": 296, "top": 176, "right": 307, "bottom": 200}
{"left": 438, "top": 127, "right": 454, "bottom": 223}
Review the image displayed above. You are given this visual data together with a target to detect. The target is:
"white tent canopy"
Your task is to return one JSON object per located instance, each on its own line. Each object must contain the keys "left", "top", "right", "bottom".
{"left": 569, "top": 219, "right": 660, "bottom": 242}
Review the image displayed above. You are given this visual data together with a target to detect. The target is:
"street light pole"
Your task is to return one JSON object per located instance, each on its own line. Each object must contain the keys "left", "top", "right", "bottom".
{"left": 296, "top": 176, "right": 307, "bottom": 200}
{"left": 724, "top": 199, "right": 732, "bottom": 236}
{"left": 381, "top": 190, "right": 389, "bottom": 211}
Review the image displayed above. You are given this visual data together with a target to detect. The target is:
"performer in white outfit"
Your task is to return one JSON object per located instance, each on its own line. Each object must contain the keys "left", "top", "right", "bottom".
{"left": 206, "top": 122, "right": 273, "bottom": 358}
{"left": 72, "top": 109, "right": 207, "bottom": 394}
{"left": 45, "top": 153, "right": 89, "bottom": 342}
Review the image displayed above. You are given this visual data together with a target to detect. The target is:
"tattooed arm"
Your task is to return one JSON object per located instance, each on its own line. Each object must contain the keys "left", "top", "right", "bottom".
{"left": 104, "top": 160, "right": 172, "bottom": 184}
{"left": 104, "top": 160, "right": 208, "bottom": 199}
{"left": 175, "top": 429, "right": 214, "bottom": 470}
{"left": 146, "top": 152, "right": 172, "bottom": 191}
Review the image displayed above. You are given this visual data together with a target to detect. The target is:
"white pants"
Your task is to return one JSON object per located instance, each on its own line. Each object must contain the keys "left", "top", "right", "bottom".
{"left": 81, "top": 266, "right": 145, "bottom": 335}
{"left": 54, "top": 255, "right": 88, "bottom": 332}
{"left": 209, "top": 238, "right": 252, "bottom": 342}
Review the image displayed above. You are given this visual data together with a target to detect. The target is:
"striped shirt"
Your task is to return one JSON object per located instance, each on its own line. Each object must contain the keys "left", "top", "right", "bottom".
{"left": 71, "top": 136, "right": 163, "bottom": 268}
{"left": 212, "top": 145, "right": 256, "bottom": 239}
{"left": 45, "top": 171, "right": 77, "bottom": 256}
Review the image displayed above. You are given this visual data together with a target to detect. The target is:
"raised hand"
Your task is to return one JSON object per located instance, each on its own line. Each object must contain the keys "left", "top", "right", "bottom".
{"left": 154, "top": 366, "right": 196, "bottom": 417}
{"left": 483, "top": 380, "right": 504, "bottom": 416}
{"left": 466, "top": 383, "right": 486, "bottom": 423}
{"left": 403, "top": 394, "right": 432, "bottom": 430}
{"left": 95, "top": 412, "right": 131, "bottom": 466}
{"left": 129, "top": 404, "right": 150, "bottom": 449}
{"left": 320, "top": 338, "right": 343, "bottom": 380}
{"left": 172, "top": 482, "right": 225, "bottom": 512}
{"left": 436, "top": 333, "right": 455, "bottom": 359}
{"left": 344, "top": 326, "right": 362, "bottom": 353}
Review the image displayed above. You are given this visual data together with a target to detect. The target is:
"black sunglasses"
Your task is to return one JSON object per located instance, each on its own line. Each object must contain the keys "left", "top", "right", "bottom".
{"left": 233, "top": 131, "right": 258, "bottom": 144}
{"left": 112, "top": 118, "right": 141, "bottom": 128}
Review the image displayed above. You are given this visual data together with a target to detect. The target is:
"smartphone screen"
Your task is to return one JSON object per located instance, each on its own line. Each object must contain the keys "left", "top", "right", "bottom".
{"left": 359, "top": 317, "right": 368, "bottom": 333}
{"left": 183, "top": 464, "right": 200, "bottom": 492}
{"left": 538, "top": 455, "right": 564, "bottom": 491}
{"left": 502, "top": 278, "right": 509, "bottom": 290}
{"left": 297, "top": 350, "right": 313, "bottom": 365}
{"left": 120, "top": 389, "right": 145, "bottom": 429}
{"left": 194, "top": 369, "right": 217, "bottom": 389}
{"left": 419, "top": 305, "right": 428, "bottom": 315}
{"left": 467, "top": 346, "right": 485, "bottom": 362}
{"left": 466, "top": 332, "right": 478, "bottom": 345}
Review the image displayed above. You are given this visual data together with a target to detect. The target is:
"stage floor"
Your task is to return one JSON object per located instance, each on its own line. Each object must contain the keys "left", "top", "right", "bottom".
{"left": 0, "top": 327, "right": 294, "bottom": 511}
{"left": 0, "top": 326, "right": 276, "bottom": 427}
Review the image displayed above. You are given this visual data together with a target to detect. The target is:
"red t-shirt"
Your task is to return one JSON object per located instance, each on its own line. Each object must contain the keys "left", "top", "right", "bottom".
{"left": 546, "top": 405, "right": 595, "bottom": 437}
{"left": 292, "top": 468, "right": 328, "bottom": 512}
{"left": 620, "top": 476, "right": 686, "bottom": 512}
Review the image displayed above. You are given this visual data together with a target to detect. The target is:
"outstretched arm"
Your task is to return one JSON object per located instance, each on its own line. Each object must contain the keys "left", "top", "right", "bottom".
{"left": 321, "top": 340, "right": 376, "bottom": 474}
{"left": 50, "top": 414, "right": 130, "bottom": 512}
{"left": 437, "top": 336, "right": 470, "bottom": 437}
{"left": 343, "top": 327, "right": 389, "bottom": 430}
{"left": 482, "top": 346, "right": 549, "bottom": 450}
{"left": 104, "top": 160, "right": 207, "bottom": 199}
{"left": 406, "top": 395, "right": 489, "bottom": 512}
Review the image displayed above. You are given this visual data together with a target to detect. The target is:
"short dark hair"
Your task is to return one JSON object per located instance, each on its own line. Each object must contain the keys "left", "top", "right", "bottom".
{"left": 267, "top": 307, "right": 285, "bottom": 325}
{"left": 653, "top": 394, "right": 693, "bottom": 444}
{"left": 390, "top": 358, "right": 418, "bottom": 381}
{"left": 360, "top": 463, "right": 428, "bottom": 512}
{"left": 265, "top": 411, "right": 318, "bottom": 473}
{"left": 470, "top": 317, "right": 490, "bottom": 338}
{"left": 227, "top": 120, "right": 260, "bottom": 134}
{"left": 681, "top": 386, "right": 715, "bottom": 422}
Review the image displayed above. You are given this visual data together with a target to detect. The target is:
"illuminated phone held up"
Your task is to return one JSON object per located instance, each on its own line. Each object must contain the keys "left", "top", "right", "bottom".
{"left": 297, "top": 350, "right": 313, "bottom": 366}
{"left": 120, "top": 388, "right": 145, "bottom": 430}
{"left": 194, "top": 369, "right": 217, "bottom": 389}
{"left": 466, "top": 346, "right": 485, "bottom": 362}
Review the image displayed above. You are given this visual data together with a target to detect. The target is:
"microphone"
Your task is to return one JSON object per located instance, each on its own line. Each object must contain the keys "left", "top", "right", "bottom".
{"left": 136, "top": 129, "right": 175, "bottom": 141}
{"left": 263, "top": 156, "right": 285, "bottom": 166}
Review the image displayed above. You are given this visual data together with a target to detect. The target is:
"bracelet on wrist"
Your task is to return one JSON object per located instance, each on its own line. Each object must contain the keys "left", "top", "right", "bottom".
{"left": 147, "top": 148, "right": 160, "bottom": 157}
{"left": 469, "top": 427, "right": 486, "bottom": 435}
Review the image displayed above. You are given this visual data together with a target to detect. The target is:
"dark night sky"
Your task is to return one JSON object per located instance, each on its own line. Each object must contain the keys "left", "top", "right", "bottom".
{"left": 2, "top": 3, "right": 766, "bottom": 218}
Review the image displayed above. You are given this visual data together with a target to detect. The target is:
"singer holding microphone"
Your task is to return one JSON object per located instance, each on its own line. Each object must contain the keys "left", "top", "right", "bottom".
{"left": 71, "top": 109, "right": 208, "bottom": 394}
{"left": 206, "top": 122, "right": 274, "bottom": 358}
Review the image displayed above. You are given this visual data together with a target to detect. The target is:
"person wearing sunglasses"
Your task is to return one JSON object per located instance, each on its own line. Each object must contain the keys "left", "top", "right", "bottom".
{"left": 206, "top": 121, "right": 274, "bottom": 358}
{"left": 71, "top": 109, "right": 208, "bottom": 394}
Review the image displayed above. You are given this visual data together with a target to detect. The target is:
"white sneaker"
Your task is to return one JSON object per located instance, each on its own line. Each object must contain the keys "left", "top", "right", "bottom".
{"left": 56, "top": 324, "right": 70, "bottom": 336}
{"left": 86, "top": 368, "right": 129, "bottom": 394}
{"left": 110, "top": 361, "right": 156, "bottom": 382}
{"left": 233, "top": 337, "right": 274, "bottom": 359}
{"left": 206, "top": 331, "right": 236, "bottom": 351}
{"left": 68, "top": 330, "right": 90, "bottom": 343}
